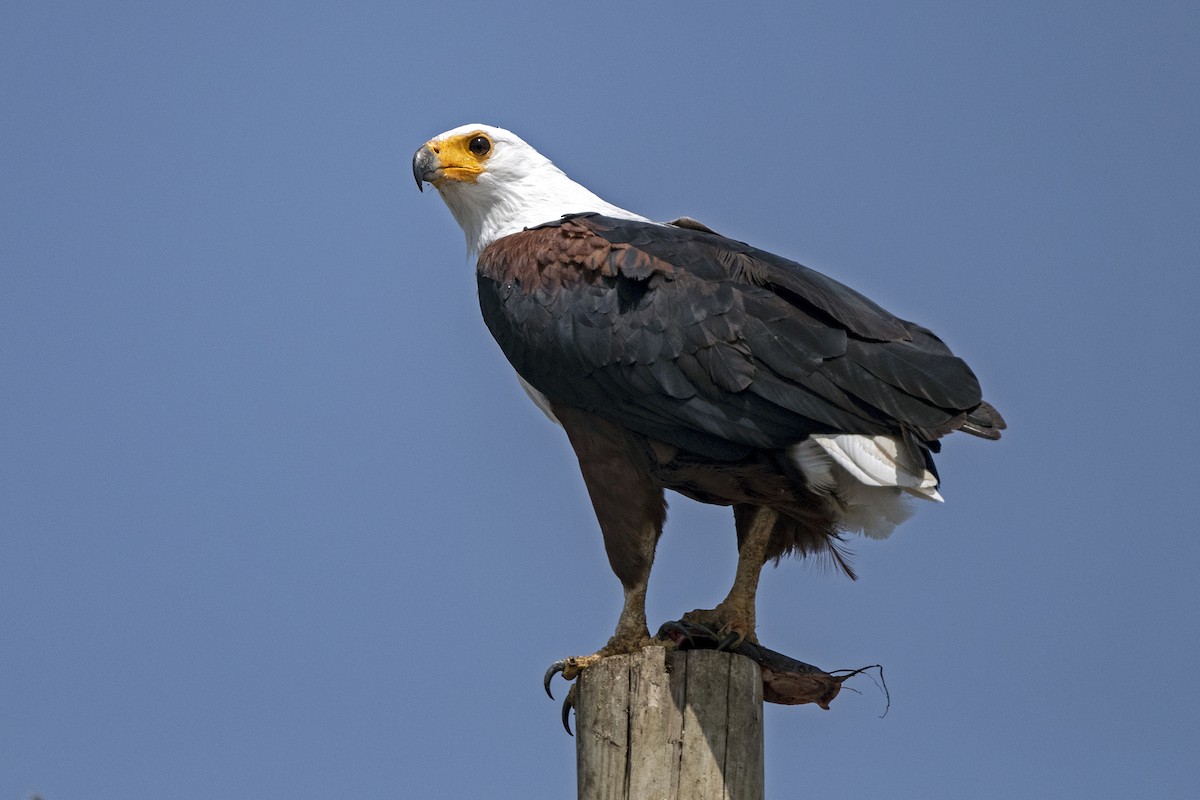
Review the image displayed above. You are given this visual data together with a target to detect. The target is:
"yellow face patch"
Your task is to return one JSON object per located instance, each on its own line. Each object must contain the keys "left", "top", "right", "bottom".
{"left": 423, "top": 131, "right": 493, "bottom": 186}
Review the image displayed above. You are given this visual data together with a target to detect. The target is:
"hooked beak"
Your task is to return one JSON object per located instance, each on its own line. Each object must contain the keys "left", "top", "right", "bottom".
{"left": 413, "top": 144, "right": 438, "bottom": 192}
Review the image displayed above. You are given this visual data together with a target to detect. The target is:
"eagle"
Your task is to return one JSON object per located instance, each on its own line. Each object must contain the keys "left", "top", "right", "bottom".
{"left": 413, "top": 123, "right": 1004, "bottom": 681}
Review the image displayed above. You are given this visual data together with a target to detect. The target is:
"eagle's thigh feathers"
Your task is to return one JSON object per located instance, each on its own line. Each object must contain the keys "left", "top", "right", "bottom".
{"left": 551, "top": 404, "right": 666, "bottom": 588}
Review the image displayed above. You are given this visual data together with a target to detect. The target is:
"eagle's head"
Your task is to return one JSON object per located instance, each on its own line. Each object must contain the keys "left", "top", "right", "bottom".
{"left": 414, "top": 123, "right": 645, "bottom": 254}
{"left": 413, "top": 124, "right": 550, "bottom": 192}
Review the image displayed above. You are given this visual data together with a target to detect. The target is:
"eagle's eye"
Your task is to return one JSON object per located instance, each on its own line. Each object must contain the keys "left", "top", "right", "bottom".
{"left": 468, "top": 135, "right": 492, "bottom": 156}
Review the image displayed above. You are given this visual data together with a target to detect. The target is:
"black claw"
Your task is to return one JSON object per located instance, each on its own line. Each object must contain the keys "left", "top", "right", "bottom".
{"left": 658, "top": 619, "right": 726, "bottom": 650}
{"left": 716, "top": 631, "right": 741, "bottom": 652}
{"left": 544, "top": 659, "right": 568, "bottom": 700}
{"left": 655, "top": 620, "right": 696, "bottom": 647}
{"left": 561, "top": 684, "right": 577, "bottom": 736}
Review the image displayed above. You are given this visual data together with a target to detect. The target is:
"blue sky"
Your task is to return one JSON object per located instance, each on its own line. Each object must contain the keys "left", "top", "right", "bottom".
{"left": 3, "top": 2, "right": 1198, "bottom": 797}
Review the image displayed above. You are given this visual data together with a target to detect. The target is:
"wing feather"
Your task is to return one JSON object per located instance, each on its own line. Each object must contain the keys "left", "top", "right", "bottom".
{"left": 475, "top": 214, "right": 998, "bottom": 461}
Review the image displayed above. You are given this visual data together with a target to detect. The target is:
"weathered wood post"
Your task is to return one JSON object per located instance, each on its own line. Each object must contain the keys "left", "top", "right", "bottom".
{"left": 574, "top": 646, "right": 764, "bottom": 800}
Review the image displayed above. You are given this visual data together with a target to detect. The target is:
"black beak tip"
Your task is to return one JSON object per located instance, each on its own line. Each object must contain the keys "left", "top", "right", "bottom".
{"left": 413, "top": 145, "right": 436, "bottom": 193}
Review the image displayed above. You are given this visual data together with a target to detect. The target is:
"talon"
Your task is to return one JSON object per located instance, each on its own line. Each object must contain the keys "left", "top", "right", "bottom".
{"left": 679, "top": 605, "right": 757, "bottom": 647}
{"left": 561, "top": 684, "right": 577, "bottom": 736}
{"left": 544, "top": 659, "right": 569, "bottom": 700}
{"left": 543, "top": 655, "right": 599, "bottom": 700}
{"left": 539, "top": 651, "right": 623, "bottom": 731}
{"left": 716, "top": 631, "right": 743, "bottom": 651}
{"left": 660, "top": 618, "right": 725, "bottom": 649}
{"left": 655, "top": 620, "right": 696, "bottom": 647}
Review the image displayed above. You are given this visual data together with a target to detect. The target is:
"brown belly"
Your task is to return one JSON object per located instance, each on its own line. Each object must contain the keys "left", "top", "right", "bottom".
{"left": 643, "top": 436, "right": 847, "bottom": 566}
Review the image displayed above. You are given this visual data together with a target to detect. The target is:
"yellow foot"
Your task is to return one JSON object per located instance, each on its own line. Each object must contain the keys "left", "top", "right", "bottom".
{"left": 679, "top": 603, "right": 757, "bottom": 648}
{"left": 543, "top": 632, "right": 656, "bottom": 697}
{"left": 543, "top": 653, "right": 603, "bottom": 690}
{"left": 544, "top": 634, "right": 657, "bottom": 736}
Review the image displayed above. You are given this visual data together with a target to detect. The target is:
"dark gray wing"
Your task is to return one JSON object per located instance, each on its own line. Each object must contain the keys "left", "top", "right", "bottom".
{"left": 476, "top": 214, "right": 1002, "bottom": 461}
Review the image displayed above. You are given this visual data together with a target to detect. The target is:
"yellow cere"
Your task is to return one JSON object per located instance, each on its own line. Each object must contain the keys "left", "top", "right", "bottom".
{"left": 423, "top": 132, "right": 491, "bottom": 185}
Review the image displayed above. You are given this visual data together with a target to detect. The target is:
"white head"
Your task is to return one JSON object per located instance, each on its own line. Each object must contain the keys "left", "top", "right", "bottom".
{"left": 413, "top": 123, "right": 646, "bottom": 254}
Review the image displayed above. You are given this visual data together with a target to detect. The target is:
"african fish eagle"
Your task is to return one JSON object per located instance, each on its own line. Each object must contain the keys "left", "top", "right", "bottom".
{"left": 413, "top": 123, "right": 1004, "bottom": 679}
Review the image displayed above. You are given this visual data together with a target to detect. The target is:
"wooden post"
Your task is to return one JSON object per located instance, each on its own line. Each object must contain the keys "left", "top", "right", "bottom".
{"left": 574, "top": 646, "right": 764, "bottom": 800}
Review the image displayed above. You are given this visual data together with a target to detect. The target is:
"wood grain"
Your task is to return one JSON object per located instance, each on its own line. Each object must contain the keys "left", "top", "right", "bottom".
{"left": 575, "top": 647, "right": 763, "bottom": 800}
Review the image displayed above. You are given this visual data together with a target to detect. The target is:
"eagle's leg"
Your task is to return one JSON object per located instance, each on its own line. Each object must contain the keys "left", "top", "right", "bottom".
{"left": 546, "top": 578, "right": 653, "bottom": 688}
{"left": 681, "top": 504, "right": 778, "bottom": 646}
{"left": 545, "top": 406, "right": 667, "bottom": 686}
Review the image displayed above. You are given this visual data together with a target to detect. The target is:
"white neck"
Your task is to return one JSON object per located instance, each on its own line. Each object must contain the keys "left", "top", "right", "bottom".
{"left": 436, "top": 161, "right": 648, "bottom": 254}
